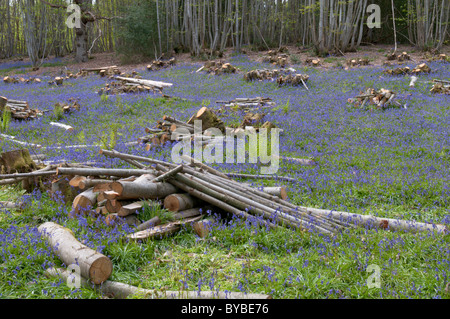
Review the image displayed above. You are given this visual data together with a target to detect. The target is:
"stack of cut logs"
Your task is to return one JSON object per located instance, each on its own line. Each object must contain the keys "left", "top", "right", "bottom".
{"left": 141, "top": 107, "right": 227, "bottom": 150}
{"left": 262, "top": 50, "right": 289, "bottom": 67}
{"left": 54, "top": 98, "right": 80, "bottom": 114}
{"left": 387, "top": 51, "right": 411, "bottom": 62}
{"left": 384, "top": 66, "right": 411, "bottom": 76}
{"left": 48, "top": 77, "right": 64, "bottom": 86}
{"left": 97, "top": 76, "right": 173, "bottom": 96}
{"left": 346, "top": 58, "right": 370, "bottom": 67}
{"left": 80, "top": 65, "right": 121, "bottom": 77}
{"left": 412, "top": 63, "right": 431, "bottom": 74}
{"left": 147, "top": 58, "right": 176, "bottom": 71}
{"left": 348, "top": 88, "right": 404, "bottom": 109}
{"left": 244, "top": 68, "right": 309, "bottom": 88}
{"left": 430, "top": 79, "right": 450, "bottom": 94}
{"left": 3, "top": 76, "right": 41, "bottom": 84}
{"left": 55, "top": 149, "right": 448, "bottom": 241}
{"left": 304, "top": 58, "right": 321, "bottom": 67}
{"left": 0, "top": 96, "right": 43, "bottom": 120}
{"left": 196, "top": 61, "right": 238, "bottom": 75}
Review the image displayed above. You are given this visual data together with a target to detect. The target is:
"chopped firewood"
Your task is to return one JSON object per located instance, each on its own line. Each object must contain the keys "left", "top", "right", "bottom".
{"left": 262, "top": 51, "right": 289, "bottom": 67}
{"left": 147, "top": 57, "right": 176, "bottom": 71}
{"left": 38, "top": 222, "right": 113, "bottom": 284}
{"left": 187, "top": 106, "right": 226, "bottom": 133}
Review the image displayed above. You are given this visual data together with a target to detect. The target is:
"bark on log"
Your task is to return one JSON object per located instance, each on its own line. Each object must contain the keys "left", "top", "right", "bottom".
{"left": 193, "top": 218, "right": 215, "bottom": 238}
{"left": 115, "top": 76, "right": 173, "bottom": 90}
{"left": 118, "top": 201, "right": 147, "bottom": 217}
{"left": 105, "top": 199, "right": 134, "bottom": 214}
{"left": 49, "top": 122, "right": 74, "bottom": 132}
{"left": 105, "top": 213, "right": 141, "bottom": 227}
{"left": 57, "top": 167, "right": 157, "bottom": 177}
{"left": 111, "top": 174, "right": 177, "bottom": 200}
{"left": 44, "top": 268, "right": 271, "bottom": 299}
{"left": 38, "top": 222, "right": 113, "bottom": 284}
{"left": 187, "top": 106, "right": 225, "bottom": 132}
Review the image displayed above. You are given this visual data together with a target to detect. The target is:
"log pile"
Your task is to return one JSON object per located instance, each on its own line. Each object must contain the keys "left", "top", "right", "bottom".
{"left": 304, "top": 58, "right": 321, "bottom": 67}
{"left": 276, "top": 73, "right": 309, "bottom": 88}
{"left": 0, "top": 96, "right": 43, "bottom": 120}
{"left": 424, "top": 53, "right": 450, "bottom": 62}
{"left": 48, "top": 76, "right": 64, "bottom": 86}
{"left": 244, "top": 69, "right": 282, "bottom": 81}
{"left": 80, "top": 65, "right": 121, "bottom": 77}
{"left": 91, "top": 149, "right": 448, "bottom": 237}
{"left": 147, "top": 58, "right": 176, "bottom": 71}
{"left": 198, "top": 61, "right": 238, "bottom": 75}
{"left": 3, "top": 76, "right": 41, "bottom": 84}
{"left": 412, "top": 63, "right": 431, "bottom": 74}
{"left": 346, "top": 58, "right": 370, "bottom": 67}
{"left": 383, "top": 66, "right": 411, "bottom": 76}
{"left": 348, "top": 88, "right": 404, "bottom": 110}
{"left": 54, "top": 98, "right": 80, "bottom": 114}
{"left": 244, "top": 68, "right": 309, "bottom": 88}
{"left": 97, "top": 76, "right": 173, "bottom": 96}
{"left": 387, "top": 51, "right": 411, "bottom": 61}
{"left": 430, "top": 79, "right": 450, "bottom": 94}
{"left": 262, "top": 50, "right": 289, "bottom": 67}
{"left": 215, "top": 97, "right": 275, "bottom": 113}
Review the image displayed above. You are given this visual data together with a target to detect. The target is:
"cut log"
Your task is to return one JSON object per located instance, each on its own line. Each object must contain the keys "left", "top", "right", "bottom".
{"left": 187, "top": 106, "right": 225, "bottom": 133}
{"left": 164, "top": 193, "right": 203, "bottom": 212}
{"left": 38, "top": 222, "right": 113, "bottom": 284}
{"left": 114, "top": 76, "right": 173, "bottom": 90}
{"left": 72, "top": 188, "right": 99, "bottom": 215}
{"left": 193, "top": 218, "right": 215, "bottom": 238}
{"left": 111, "top": 174, "right": 177, "bottom": 200}
{"left": 44, "top": 267, "right": 271, "bottom": 299}
{"left": 118, "top": 201, "right": 147, "bottom": 217}
{"left": 51, "top": 176, "right": 79, "bottom": 203}
{"left": 105, "top": 199, "right": 134, "bottom": 214}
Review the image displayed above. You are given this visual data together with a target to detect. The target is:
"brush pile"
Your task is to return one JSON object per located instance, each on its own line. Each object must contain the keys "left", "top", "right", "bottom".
{"left": 79, "top": 65, "right": 121, "bottom": 77}
{"left": 348, "top": 88, "right": 405, "bottom": 110}
{"left": 147, "top": 58, "right": 176, "bottom": 71}
{"left": 0, "top": 96, "right": 43, "bottom": 120}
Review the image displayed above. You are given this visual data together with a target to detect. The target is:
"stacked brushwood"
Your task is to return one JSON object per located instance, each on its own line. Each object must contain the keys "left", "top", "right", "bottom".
{"left": 147, "top": 58, "right": 176, "bottom": 71}
{"left": 0, "top": 96, "right": 43, "bottom": 120}
{"left": 348, "top": 88, "right": 405, "bottom": 110}
{"left": 197, "top": 61, "right": 238, "bottom": 75}
{"left": 3, "top": 76, "right": 41, "bottom": 84}
{"left": 90, "top": 149, "right": 448, "bottom": 237}
{"left": 346, "top": 58, "right": 370, "bottom": 67}
{"left": 430, "top": 79, "right": 450, "bottom": 94}
{"left": 97, "top": 76, "right": 173, "bottom": 96}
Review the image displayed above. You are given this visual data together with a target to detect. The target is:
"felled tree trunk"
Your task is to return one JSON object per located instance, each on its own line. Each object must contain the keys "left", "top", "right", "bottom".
{"left": 38, "top": 222, "right": 113, "bottom": 284}
{"left": 111, "top": 174, "right": 178, "bottom": 200}
{"left": 72, "top": 187, "right": 98, "bottom": 215}
{"left": 187, "top": 107, "right": 225, "bottom": 132}
{"left": 164, "top": 193, "right": 203, "bottom": 212}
